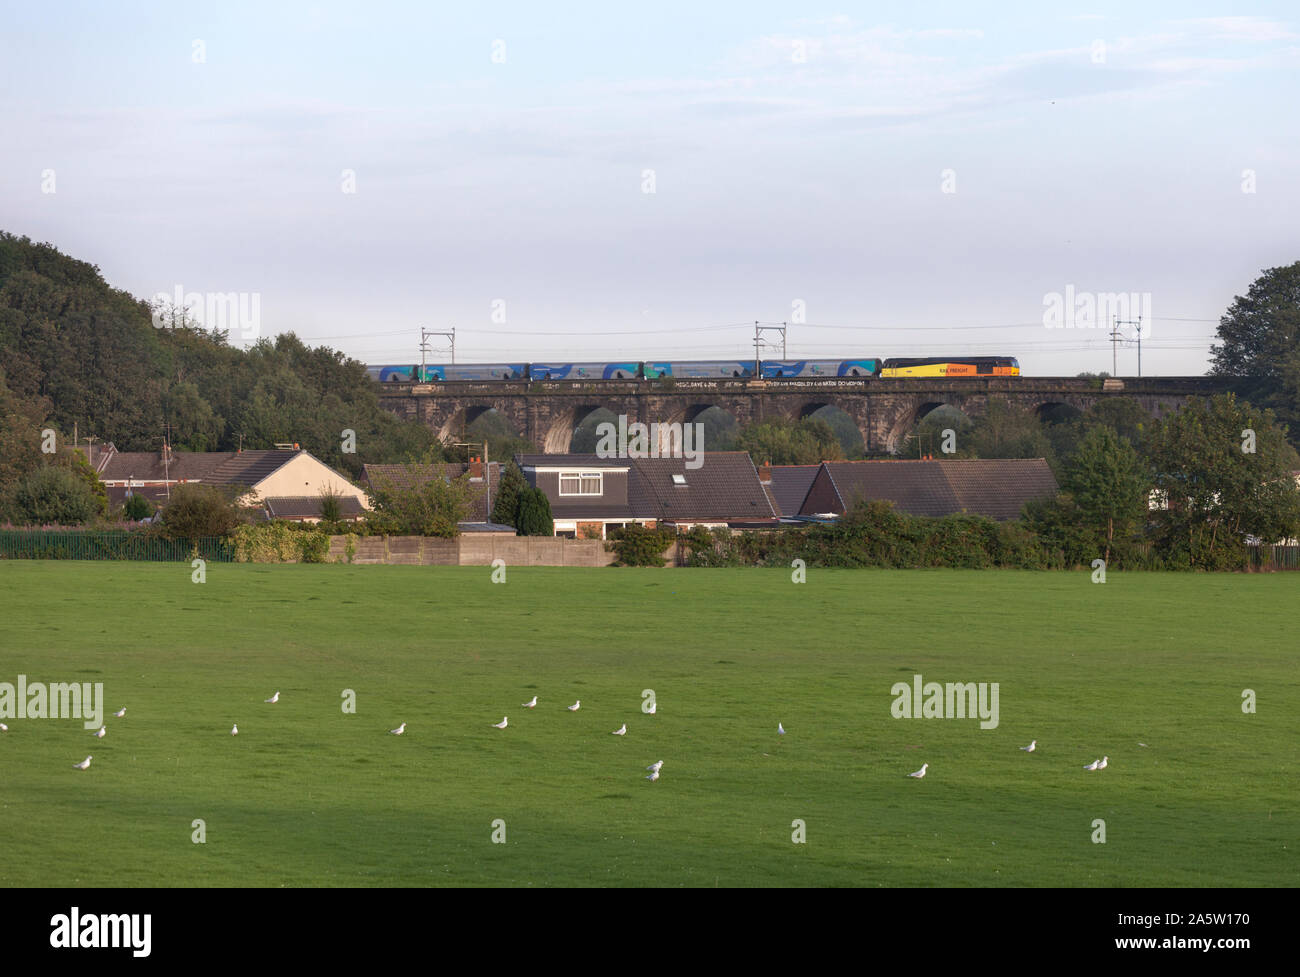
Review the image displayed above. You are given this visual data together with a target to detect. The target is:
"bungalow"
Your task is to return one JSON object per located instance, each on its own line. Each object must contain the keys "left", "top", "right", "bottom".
{"left": 515, "top": 452, "right": 778, "bottom": 538}
{"left": 93, "top": 443, "right": 369, "bottom": 521}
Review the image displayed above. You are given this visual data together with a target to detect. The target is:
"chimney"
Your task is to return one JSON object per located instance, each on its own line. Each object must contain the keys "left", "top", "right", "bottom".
{"left": 468, "top": 456, "right": 483, "bottom": 480}
{"left": 758, "top": 460, "right": 772, "bottom": 483}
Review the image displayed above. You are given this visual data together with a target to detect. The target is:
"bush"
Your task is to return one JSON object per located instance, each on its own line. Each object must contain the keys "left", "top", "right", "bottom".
{"left": 157, "top": 483, "right": 248, "bottom": 540}
{"left": 606, "top": 524, "right": 676, "bottom": 566}
{"left": 10, "top": 466, "right": 98, "bottom": 526}
{"left": 121, "top": 493, "right": 155, "bottom": 522}
{"left": 232, "top": 522, "right": 330, "bottom": 562}
{"left": 366, "top": 472, "right": 471, "bottom": 537}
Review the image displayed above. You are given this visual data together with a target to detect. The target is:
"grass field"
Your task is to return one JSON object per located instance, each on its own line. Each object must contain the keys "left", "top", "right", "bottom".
{"left": 0, "top": 561, "right": 1296, "bottom": 887}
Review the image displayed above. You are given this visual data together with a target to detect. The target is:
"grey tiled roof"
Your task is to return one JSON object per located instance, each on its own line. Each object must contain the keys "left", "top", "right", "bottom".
{"left": 765, "top": 465, "right": 821, "bottom": 517}
{"left": 264, "top": 496, "right": 367, "bottom": 520}
{"left": 626, "top": 453, "right": 777, "bottom": 522}
{"left": 809, "top": 459, "right": 1058, "bottom": 521}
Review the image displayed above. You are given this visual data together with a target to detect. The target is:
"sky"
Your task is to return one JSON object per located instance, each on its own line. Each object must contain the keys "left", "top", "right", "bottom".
{"left": 2, "top": 1, "right": 1297, "bottom": 376}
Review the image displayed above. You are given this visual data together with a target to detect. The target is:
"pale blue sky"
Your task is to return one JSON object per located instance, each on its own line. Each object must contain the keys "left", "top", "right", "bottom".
{"left": 3, "top": 2, "right": 1297, "bottom": 375}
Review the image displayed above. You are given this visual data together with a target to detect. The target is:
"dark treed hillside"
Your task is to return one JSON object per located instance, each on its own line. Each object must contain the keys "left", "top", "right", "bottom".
{"left": 0, "top": 231, "right": 438, "bottom": 477}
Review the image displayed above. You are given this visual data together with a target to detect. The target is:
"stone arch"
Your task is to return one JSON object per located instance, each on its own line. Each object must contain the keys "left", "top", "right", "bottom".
{"left": 542, "top": 404, "right": 612, "bottom": 454}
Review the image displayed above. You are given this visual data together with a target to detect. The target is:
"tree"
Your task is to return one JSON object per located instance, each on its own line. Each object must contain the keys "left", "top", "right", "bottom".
{"left": 122, "top": 493, "right": 154, "bottom": 522}
{"left": 366, "top": 471, "right": 472, "bottom": 537}
{"left": 491, "top": 461, "right": 528, "bottom": 527}
{"left": 514, "top": 487, "right": 553, "bottom": 536}
{"left": 1062, "top": 426, "right": 1149, "bottom": 564}
{"left": 1146, "top": 394, "right": 1300, "bottom": 567}
{"left": 1209, "top": 262, "right": 1300, "bottom": 443}
{"left": 734, "top": 417, "right": 843, "bottom": 466}
{"left": 9, "top": 465, "right": 97, "bottom": 526}
{"left": 157, "top": 483, "right": 248, "bottom": 539}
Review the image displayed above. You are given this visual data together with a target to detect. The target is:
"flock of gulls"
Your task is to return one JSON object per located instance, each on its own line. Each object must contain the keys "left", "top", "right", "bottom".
{"left": 42, "top": 698, "right": 1113, "bottom": 783}
{"left": 906, "top": 740, "right": 1112, "bottom": 778}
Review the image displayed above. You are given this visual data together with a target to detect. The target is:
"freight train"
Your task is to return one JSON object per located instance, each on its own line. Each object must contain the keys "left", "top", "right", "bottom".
{"left": 366, "top": 357, "right": 1020, "bottom": 382}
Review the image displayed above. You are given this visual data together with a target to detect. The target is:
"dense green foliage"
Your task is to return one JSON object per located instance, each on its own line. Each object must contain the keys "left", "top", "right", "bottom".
{"left": 606, "top": 524, "right": 677, "bottom": 566}
{"left": 491, "top": 461, "right": 528, "bottom": 527}
{"left": 7, "top": 464, "right": 99, "bottom": 526}
{"left": 231, "top": 522, "right": 330, "bottom": 563}
{"left": 365, "top": 472, "right": 473, "bottom": 537}
{"left": 513, "top": 487, "right": 554, "bottom": 536}
{"left": 1210, "top": 261, "right": 1300, "bottom": 444}
{"left": 156, "top": 483, "right": 249, "bottom": 540}
{"left": 733, "top": 417, "right": 844, "bottom": 465}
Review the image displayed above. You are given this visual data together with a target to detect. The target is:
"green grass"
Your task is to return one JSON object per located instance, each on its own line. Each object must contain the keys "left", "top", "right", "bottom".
{"left": 0, "top": 562, "right": 1296, "bottom": 887}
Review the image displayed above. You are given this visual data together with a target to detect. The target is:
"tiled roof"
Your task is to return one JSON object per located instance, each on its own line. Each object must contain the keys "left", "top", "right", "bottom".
{"left": 97, "top": 447, "right": 300, "bottom": 485}
{"left": 626, "top": 453, "right": 777, "bottom": 523}
{"left": 765, "top": 465, "right": 821, "bottom": 517}
{"left": 809, "top": 459, "right": 1058, "bottom": 521}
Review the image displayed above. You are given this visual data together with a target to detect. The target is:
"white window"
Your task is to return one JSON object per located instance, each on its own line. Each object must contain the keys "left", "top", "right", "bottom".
{"left": 559, "top": 472, "right": 603, "bottom": 496}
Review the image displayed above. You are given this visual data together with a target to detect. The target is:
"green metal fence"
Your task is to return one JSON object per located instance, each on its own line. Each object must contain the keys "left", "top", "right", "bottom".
{"left": 0, "top": 531, "right": 234, "bottom": 562}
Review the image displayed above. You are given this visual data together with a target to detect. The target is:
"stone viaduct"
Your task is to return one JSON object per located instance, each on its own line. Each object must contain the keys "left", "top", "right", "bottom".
{"left": 375, "top": 376, "right": 1232, "bottom": 455}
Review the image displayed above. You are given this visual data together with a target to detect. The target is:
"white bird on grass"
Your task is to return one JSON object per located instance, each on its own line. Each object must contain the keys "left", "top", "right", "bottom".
{"left": 646, "top": 769, "right": 659, "bottom": 782}
{"left": 114, "top": 708, "right": 126, "bottom": 718}
{"left": 908, "top": 763, "right": 929, "bottom": 779}
{"left": 1097, "top": 756, "right": 1109, "bottom": 770}
{"left": 522, "top": 696, "right": 537, "bottom": 708}
{"left": 95, "top": 726, "right": 106, "bottom": 738}
{"left": 0, "top": 723, "right": 8, "bottom": 731}
{"left": 1020, "top": 740, "right": 1036, "bottom": 752}
{"left": 231, "top": 724, "right": 238, "bottom": 736}
{"left": 492, "top": 717, "right": 508, "bottom": 729}
{"left": 1084, "top": 759, "right": 1100, "bottom": 771}
{"left": 778, "top": 722, "right": 786, "bottom": 735}
{"left": 264, "top": 692, "right": 280, "bottom": 704}
{"left": 647, "top": 760, "right": 663, "bottom": 774}
{"left": 612, "top": 724, "right": 626, "bottom": 735}
{"left": 567, "top": 701, "right": 580, "bottom": 712}
{"left": 389, "top": 723, "right": 406, "bottom": 735}
{"left": 74, "top": 756, "right": 92, "bottom": 770}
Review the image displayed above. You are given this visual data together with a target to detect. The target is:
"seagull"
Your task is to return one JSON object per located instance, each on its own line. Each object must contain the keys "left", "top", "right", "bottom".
{"left": 389, "top": 723, "right": 406, "bottom": 735}
{"left": 492, "top": 717, "right": 508, "bottom": 729}
{"left": 0, "top": 723, "right": 7, "bottom": 731}
{"left": 114, "top": 708, "right": 126, "bottom": 718}
{"left": 231, "top": 724, "right": 238, "bottom": 735}
{"left": 95, "top": 726, "right": 106, "bottom": 738}
{"left": 612, "top": 724, "right": 626, "bottom": 735}
{"left": 908, "top": 763, "right": 928, "bottom": 779}
{"left": 1097, "top": 756, "right": 1109, "bottom": 770}
{"left": 1020, "top": 740, "right": 1036, "bottom": 752}
{"left": 74, "top": 756, "right": 92, "bottom": 770}
{"left": 646, "top": 769, "right": 659, "bottom": 782}
{"left": 264, "top": 692, "right": 280, "bottom": 704}
{"left": 567, "top": 701, "right": 580, "bottom": 712}
{"left": 1084, "top": 759, "right": 1100, "bottom": 771}
{"left": 647, "top": 760, "right": 663, "bottom": 774}
{"left": 522, "top": 696, "right": 537, "bottom": 708}
{"left": 778, "top": 722, "right": 786, "bottom": 735}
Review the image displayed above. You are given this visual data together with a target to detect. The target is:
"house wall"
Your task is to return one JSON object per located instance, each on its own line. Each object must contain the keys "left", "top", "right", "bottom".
{"left": 249, "top": 453, "right": 371, "bottom": 508}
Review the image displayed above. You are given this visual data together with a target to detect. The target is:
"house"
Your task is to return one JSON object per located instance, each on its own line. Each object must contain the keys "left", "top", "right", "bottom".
{"left": 800, "top": 459, "right": 1059, "bottom": 521}
{"left": 515, "top": 452, "right": 778, "bottom": 537}
{"left": 93, "top": 443, "right": 370, "bottom": 522}
{"left": 361, "top": 460, "right": 502, "bottom": 525}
